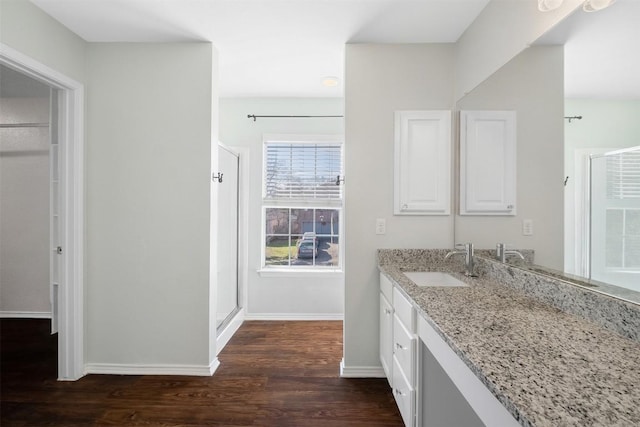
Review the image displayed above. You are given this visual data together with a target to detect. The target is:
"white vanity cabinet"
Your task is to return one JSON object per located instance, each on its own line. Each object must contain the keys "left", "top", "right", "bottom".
{"left": 380, "top": 274, "right": 394, "bottom": 383}
{"left": 392, "top": 287, "right": 416, "bottom": 426}
{"left": 380, "top": 273, "right": 520, "bottom": 427}
{"left": 459, "top": 110, "right": 517, "bottom": 216}
{"left": 380, "top": 273, "right": 417, "bottom": 426}
{"left": 394, "top": 110, "right": 451, "bottom": 216}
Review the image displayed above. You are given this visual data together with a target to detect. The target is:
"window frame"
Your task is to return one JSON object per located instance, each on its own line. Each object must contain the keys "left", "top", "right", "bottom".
{"left": 259, "top": 134, "right": 344, "bottom": 274}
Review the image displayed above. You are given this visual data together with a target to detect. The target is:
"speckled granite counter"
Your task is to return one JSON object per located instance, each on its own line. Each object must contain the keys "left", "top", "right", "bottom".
{"left": 378, "top": 249, "right": 640, "bottom": 427}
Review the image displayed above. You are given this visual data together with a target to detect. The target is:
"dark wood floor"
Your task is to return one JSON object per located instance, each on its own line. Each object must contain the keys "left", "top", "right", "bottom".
{"left": 1, "top": 319, "right": 402, "bottom": 426}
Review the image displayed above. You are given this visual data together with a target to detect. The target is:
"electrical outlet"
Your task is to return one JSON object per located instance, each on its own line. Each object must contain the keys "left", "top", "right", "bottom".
{"left": 522, "top": 219, "right": 533, "bottom": 236}
{"left": 376, "top": 218, "right": 386, "bottom": 235}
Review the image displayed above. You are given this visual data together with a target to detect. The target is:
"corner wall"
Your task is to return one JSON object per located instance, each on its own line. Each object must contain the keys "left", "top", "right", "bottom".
{"left": 343, "top": 44, "right": 456, "bottom": 372}
{"left": 85, "top": 43, "right": 216, "bottom": 371}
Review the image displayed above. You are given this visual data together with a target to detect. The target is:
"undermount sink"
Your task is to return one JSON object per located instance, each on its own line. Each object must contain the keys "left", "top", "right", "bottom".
{"left": 403, "top": 271, "right": 468, "bottom": 288}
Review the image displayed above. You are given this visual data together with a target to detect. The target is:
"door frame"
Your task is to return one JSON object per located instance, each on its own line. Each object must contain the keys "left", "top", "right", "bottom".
{"left": 1, "top": 43, "right": 85, "bottom": 380}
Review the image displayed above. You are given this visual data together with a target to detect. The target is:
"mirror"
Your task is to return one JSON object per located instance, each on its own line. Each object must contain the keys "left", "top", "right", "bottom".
{"left": 454, "top": 1, "right": 640, "bottom": 305}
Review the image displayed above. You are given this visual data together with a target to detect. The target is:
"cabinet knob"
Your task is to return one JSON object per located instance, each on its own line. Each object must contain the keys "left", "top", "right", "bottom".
{"left": 395, "top": 342, "right": 405, "bottom": 350}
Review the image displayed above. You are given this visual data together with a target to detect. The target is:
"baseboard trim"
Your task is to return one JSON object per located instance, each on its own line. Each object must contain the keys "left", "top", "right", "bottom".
{"left": 339, "top": 358, "right": 386, "bottom": 378}
{"left": 0, "top": 311, "right": 52, "bottom": 319}
{"left": 217, "top": 309, "right": 245, "bottom": 355}
{"left": 244, "top": 313, "right": 344, "bottom": 321}
{"left": 85, "top": 360, "right": 219, "bottom": 377}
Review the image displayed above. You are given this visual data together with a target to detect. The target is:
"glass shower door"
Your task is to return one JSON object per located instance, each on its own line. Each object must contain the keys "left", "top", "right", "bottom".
{"left": 590, "top": 146, "right": 640, "bottom": 291}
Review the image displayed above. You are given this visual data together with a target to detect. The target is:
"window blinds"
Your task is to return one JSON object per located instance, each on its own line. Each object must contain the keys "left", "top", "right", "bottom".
{"left": 264, "top": 142, "right": 343, "bottom": 200}
{"left": 607, "top": 150, "right": 640, "bottom": 199}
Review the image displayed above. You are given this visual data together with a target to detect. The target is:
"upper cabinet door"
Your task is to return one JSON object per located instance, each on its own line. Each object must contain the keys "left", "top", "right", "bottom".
{"left": 394, "top": 110, "right": 451, "bottom": 215}
{"left": 460, "top": 110, "right": 516, "bottom": 216}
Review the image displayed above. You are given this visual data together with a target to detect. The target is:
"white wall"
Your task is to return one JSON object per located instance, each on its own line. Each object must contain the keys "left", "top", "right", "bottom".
{"left": 85, "top": 43, "right": 217, "bottom": 370}
{"left": 455, "top": 0, "right": 581, "bottom": 102}
{"left": 0, "top": 0, "right": 86, "bottom": 83}
{"left": 344, "top": 44, "right": 456, "bottom": 372}
{"left": 564, "top": 99, "right": 640, "bottom": 274}
{"left": 0, "top": 97, "right": 51, "bottom": 316}
{"left": 219, "top": 97, "right": 344, "bottom": 319}
{"left": 455, "top": 46, "right": 565, "bottom": 270}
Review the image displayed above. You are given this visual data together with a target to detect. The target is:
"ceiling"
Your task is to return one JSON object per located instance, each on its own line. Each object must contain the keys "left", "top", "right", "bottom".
{"left": 29, "top": 0, "right": 490, "bottom": 97}
{"left": 10, "top": 0, "right": 640, "bottom": 100}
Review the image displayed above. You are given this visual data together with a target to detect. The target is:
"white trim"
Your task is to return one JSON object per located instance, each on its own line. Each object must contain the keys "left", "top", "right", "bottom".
{"left": 569, "top": 148, "right": 611, "bottom": 277}
{"left": 85, "top": 361, "right": 219, "bottom": 377}
{"left": 339, "top": 359, "right": 386, "bottom": 378}
{"left": 244, "top": 313, "right": 344, "bottom": 321}
{"left": 216, "top": 308, "right": 245, "bottom": 355}
{"left": 257, "top": 268, "right": 344, "bottom": 278}
{"left": 262, "top": 133, "right": 344, "bottom": 144}
{"left": 0, "top": 311, "right": 52, "bottom": 319}
{"left": 1, "top": 43, "right": 85, "bottom": 381}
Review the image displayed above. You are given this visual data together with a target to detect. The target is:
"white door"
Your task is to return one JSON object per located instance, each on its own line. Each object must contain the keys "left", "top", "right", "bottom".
{"left": 216, "top": 144, "right": 240, "bottom": 331}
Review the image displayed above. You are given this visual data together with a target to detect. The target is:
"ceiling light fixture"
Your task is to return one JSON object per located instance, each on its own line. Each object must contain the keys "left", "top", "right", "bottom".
{"left": 322, "top": 76, "right": 339, "bottom": 87}
{"left": 537, "top": 0, "right": 615, "bottom": 12}
{"left": 582, "top": 0, "right": 616, "bottom": 12}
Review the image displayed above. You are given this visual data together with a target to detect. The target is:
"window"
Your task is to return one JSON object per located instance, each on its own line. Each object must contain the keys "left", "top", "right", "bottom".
{"left": 262, "top": 135, "right": 343, "bottom": 270}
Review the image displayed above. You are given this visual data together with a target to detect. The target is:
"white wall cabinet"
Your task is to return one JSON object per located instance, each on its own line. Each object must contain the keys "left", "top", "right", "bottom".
{"left": 394, "top": 111, "right": 452, "bottom": 215}
{"left": 459, "top": 110, "right": 517, "bottom": 216}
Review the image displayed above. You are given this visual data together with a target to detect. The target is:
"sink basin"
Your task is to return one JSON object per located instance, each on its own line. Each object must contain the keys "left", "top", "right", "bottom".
{"left": 403, "top": 272, "right": 468, "bottom": 288}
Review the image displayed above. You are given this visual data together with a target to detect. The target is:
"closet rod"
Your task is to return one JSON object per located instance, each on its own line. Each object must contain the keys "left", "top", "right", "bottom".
{"left": 0, "top": 122, "right": 49, "bottom": 128}
{"left": 248, "top": 114, "right": 343, "bottom": 122}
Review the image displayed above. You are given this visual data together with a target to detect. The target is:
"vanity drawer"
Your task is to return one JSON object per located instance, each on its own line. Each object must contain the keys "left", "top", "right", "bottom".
{"left": 380, "top": 273, "right": 393, "bottom": 301}
{"left": 393, "top": 287, "right": 415, "bottom": 332}
{"left": 394, "top": 313, "right": 416, "bottom": 383}
{"left": 392, "top": 356, "right": 415, "bottom": 427}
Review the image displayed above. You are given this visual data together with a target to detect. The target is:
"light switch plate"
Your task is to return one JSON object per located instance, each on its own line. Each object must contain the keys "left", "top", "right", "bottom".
{"left": 376, "top": 218, "right": 386, "bottom": 235}
{"left": 522, "top": 219, "right": 533, "bottom": 236}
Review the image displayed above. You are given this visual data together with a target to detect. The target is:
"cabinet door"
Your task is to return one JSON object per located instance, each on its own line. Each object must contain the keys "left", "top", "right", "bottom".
{"left": 380, "top": 293, "right": 393, "bottom": 384}
{"left": 460, "top": 110, "right": 516, "bottom": 216}
{"left": 394, "top": 110, "right": 451, "bottom": 215}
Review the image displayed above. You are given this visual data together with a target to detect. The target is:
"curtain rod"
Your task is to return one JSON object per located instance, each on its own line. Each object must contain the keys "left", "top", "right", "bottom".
{"left": 0, "top": 122, "right": 49, "bottom": 128}
{"left": 248, "top": 114, "right": 343, "bottom": 122}
{"left": 564, "top": 116, "right": 582, "bottom": 123}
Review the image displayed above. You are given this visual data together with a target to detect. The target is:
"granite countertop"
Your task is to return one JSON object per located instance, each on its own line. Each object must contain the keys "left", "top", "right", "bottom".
{"left": 378, "top": 250, "right": 640, "bottom": 427}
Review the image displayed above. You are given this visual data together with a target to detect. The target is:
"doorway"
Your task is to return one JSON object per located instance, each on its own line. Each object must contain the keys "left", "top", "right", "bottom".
{"left": 0, "top": 44, "right": 84, "bottom": 380}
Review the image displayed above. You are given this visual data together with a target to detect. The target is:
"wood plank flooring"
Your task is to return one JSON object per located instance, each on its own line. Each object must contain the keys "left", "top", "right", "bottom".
{"left": 1, "top": 319, "right": 403, "bottom": 426}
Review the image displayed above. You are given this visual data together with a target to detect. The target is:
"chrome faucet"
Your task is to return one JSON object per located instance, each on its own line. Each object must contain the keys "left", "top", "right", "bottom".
{"left": 445, "top": 243, "right": 477, "bottom": 277}
{"left": 496, "top": 243, "right": 525, "bottom": 263}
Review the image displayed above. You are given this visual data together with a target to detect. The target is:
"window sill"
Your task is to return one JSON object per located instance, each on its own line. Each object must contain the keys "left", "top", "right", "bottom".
{"left": 257, "top": 268, "right": 344, "bottom": 278}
